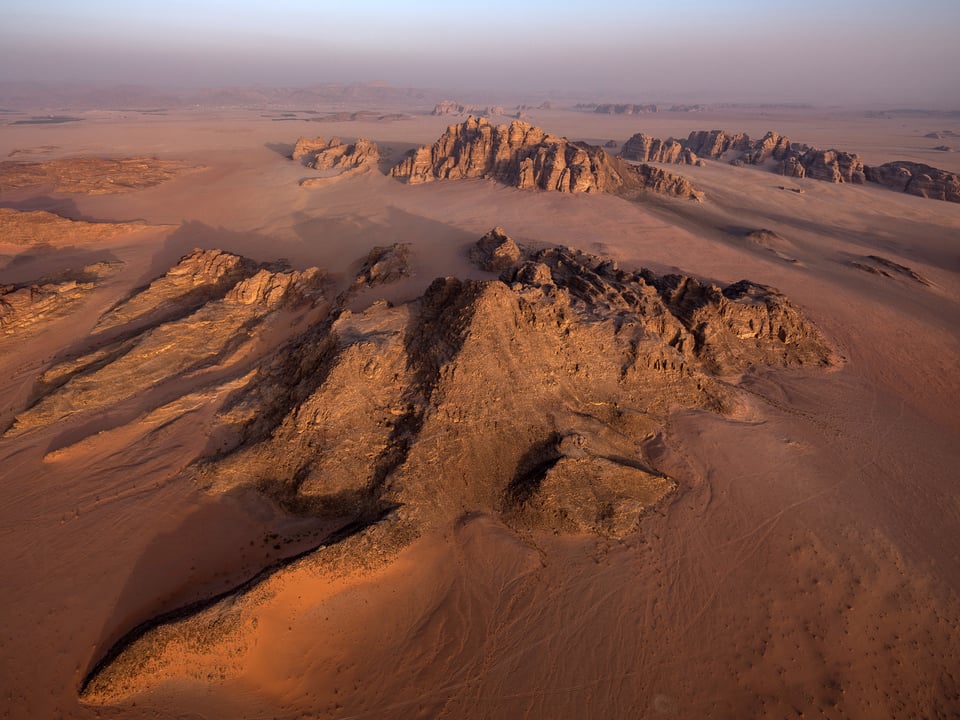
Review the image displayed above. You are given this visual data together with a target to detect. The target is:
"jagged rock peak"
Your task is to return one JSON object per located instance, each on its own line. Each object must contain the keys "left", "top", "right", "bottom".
{"left": 469, "top": 227, "right": 522, "bottom": 272}
{"left": 390, "top": 116, "right": 704, "bottom": 200}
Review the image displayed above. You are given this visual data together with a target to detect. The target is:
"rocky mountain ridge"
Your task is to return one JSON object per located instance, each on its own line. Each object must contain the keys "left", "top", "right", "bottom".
{"left": 620, "top": 129, "right": 959, "bottom": 201}
{"left": 390, "top": 116, "right": 703, "bottom": 200}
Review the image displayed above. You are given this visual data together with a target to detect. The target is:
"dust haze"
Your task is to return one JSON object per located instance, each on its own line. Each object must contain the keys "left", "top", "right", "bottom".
{"left": 2, "top": 0, "right": 959, "bottom": 107}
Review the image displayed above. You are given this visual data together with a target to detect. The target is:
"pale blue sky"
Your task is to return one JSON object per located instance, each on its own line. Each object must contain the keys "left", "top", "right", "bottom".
{"left": 2, "top": 0, "right": 958, "bottom": 104}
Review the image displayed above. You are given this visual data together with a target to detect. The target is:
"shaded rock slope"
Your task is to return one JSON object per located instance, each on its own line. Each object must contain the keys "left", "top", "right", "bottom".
{"left": 621, "top": 129, "right": 960, "bottom": 201}
{"left": 72, "top": 229, "right": 833, "bottom": 702}
{"left": 390, "top": 116, "right": 703, "bottom": 200}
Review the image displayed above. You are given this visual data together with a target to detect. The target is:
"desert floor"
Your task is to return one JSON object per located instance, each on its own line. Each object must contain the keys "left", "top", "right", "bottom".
{"left": 1, "top": 105, "right": 959, "bottom": 719}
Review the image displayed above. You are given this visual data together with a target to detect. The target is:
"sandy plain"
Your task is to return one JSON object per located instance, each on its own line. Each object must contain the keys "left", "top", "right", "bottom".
{"left": 1, "top": 103, "right": 959, "bottom": 719}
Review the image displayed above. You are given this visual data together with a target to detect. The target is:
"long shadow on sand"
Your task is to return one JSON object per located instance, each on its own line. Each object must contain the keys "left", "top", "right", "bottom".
{"left": 264, "top": 141, "right": 295, "bottom": 159}
{"left": 0, "top": 196, "right": 148, "bottom": 224}
{"left": 290, "top": 205, "right": 479, "bottom": 285}
{"left": 0, "top": 242, "right": 123, "bottom": 284}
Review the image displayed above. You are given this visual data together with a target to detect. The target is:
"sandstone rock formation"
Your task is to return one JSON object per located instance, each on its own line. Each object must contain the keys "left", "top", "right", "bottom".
{"left": 291, "top": 136, "right": 329, "bottom": 162}
{"left": 594, "top": 104, "right": 658, "bottom": 114}
{"left": 468, "top": 227, "right": 522, "bottom": 272}
{"left": 390, "top": 116, "right": 703, "bottom": 200}
{"left": 685, "top": 130, "right": 752, "bottom": 159}
{"left": 621, "top": 133, "right": 687, "bottom": 164}
{"left": 0, "top": 262, "right": 122, "bottom": 337}
{"left": 619, "top": 128, "right": 958, "bottom": 200}
{"left": 799, "top": 149, "right": 865, "bottom": 183}
{"left": 864, "top": 161, "right": 960, "bottom": 202}
{"left": 432, "top": 101, "right": 505, "bottom": 116}
{"left": 742, "top": 131, "right": 793, "bottom": 164}
{"left": 292, "top": 137, "right": 379, "bottom": 172}
{"left": 633, "top": 164, "right": 704, "bottom": 198}
{"left": 94, "top": 248, "right": 260, "bottom": 333}
{"left": 0, "top": 208, "right": 151, "bottom": 245}
{"left": 3, "top": 250, "right": 325, "bottom": 437}
{"left": 351, "top": 243, "right": 412, "bottom": 288}
{"left": 0, "top": 156, "right": 192, "bottom": 194}
{"left": 77, "top": 232, "right": 832, "bottom": 701}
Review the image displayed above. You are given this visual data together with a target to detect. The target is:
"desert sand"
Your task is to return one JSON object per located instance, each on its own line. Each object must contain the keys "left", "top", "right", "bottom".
{"left": 1, "top": 104, "right": 959, "bottom": 719}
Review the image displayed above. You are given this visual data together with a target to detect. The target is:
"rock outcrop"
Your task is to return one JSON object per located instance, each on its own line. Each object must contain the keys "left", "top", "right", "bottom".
{"left": 76, "top": 231, "right": 833, "bottom": 701}
{"left": 432, "top": 101, "right": 505, "bottom": 116}
{"left": 0, "top": 208, "right": 151, "bottom": 245}
{"left": 594, "top": 104, "right": 658, "bottom": 114}
{"left": 0, "top": 156, "right": 193, "bottom": 194}
{"left": 468, "top": 227, "right": 522, "bottom": 272}
{"left": 619, "top": 128, "right": 958, "bottom": 200}
{"left": 390, "top": 116, "right": 703, "bottom": 200}
{"left": 291, "top": 136, "right": 329, "bottom": 162}
{"left": 94, "top": 248, "right": 260, "bottom": 333}
{"left": 4, "top": 251, "right": 325, "bottom": 437}
{"left": 684, "top": 130, "right": 752, "bottom": 159}
{"left": 633, "top": 164, "right": 704, "bottom": 199}
{"left": 864, "top": 161, "right": 960, "bottom": 202}
{"left": 799, "top": 149, "right": 865, "bottom": 184}
{"left": 621, "top": 133, "right": 688, "bottom": 164}
{"left": 0, "top": 262, "right": 122, "bottom": 337}
{"left": 293, "top": 137, "right": 379, "bottom": 172}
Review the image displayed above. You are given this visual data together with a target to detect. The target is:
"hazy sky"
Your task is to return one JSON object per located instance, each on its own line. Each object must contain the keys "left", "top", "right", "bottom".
{"left": 2, "top": 0, "right": 958, "bottom": 105}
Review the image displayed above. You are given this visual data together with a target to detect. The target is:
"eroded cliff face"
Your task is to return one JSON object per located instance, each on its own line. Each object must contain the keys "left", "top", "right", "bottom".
{"left": 66, "top": 230, "right": 833, "bottom": 703}
{"left": 390, "top": 116, "right": 703, "bottom": 200}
